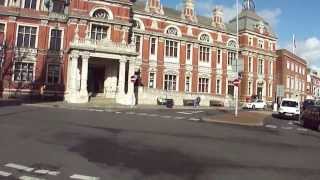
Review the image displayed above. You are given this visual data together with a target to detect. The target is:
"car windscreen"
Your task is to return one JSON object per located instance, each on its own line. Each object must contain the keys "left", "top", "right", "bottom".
{"left": 281, "top": 101, "right": 298, "bottom": 108}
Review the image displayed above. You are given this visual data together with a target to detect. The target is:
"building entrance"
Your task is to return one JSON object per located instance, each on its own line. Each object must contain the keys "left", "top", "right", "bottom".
{"left": 88, "top": 64, "right": 105, "bottom": 96}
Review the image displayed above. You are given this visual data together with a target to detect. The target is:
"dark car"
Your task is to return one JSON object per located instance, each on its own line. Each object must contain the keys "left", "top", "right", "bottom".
{"left": 302, "top": 99, "right": 315, "bottom": 111}
{"left": 299, "top": 106, "right": 320, "bottom": 130}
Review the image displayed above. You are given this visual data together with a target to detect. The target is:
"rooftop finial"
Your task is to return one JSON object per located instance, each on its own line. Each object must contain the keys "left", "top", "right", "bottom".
{"left": 243, "top": 0, "right": 255, "bottom": 11}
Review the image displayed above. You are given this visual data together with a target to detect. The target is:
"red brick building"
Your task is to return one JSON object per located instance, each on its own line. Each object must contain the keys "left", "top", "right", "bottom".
{"left": 276, "top": 49, "right": 307, "bottom": 102}
{"left": 0, "top": 0, "right": 278, "bottom": 106}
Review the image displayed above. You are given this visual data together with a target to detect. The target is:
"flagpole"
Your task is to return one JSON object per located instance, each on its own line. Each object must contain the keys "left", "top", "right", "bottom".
{"left": 293, "top": 34, "right": 295, "bottom": 54}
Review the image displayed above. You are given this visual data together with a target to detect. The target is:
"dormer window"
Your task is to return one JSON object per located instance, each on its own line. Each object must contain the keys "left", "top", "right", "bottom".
{"left": 166, "top": 27, "right": 178, "bottom": 36}
{"left": 258, "top": 39, "right": 264, "bottom": 49}
{"left": 199, "top": 34, "right": 210, "bottom": 43}
{"left": 133, "top": 20, "right": 141, "bottom": 29}
{"left": 93, "top": 9, "right": 110, "bottom": 19}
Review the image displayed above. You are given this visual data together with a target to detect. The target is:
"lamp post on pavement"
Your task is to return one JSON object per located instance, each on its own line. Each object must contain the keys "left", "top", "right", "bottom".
{"left": 235, "top": 0, "right": 240, "bottom": 118}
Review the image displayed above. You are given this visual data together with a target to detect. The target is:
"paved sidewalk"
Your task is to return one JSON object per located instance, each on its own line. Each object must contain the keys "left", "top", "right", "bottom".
{"left": 0, "top": 99, "right": 23, "bottom": 107}
{"left": 202, "top": 110, "right": 271, "bottom": 126}
{"left": 24, "top": 101, "right": 230, "bottom": 111}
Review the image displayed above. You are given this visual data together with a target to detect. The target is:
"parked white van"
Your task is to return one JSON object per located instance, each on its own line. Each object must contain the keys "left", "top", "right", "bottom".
{"left": 278, "top": 99, "right": 300, "bottom": 119}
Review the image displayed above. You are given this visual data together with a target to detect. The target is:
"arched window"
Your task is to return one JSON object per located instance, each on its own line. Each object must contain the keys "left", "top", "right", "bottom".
{"left": 133, "top": 20, "right": 141, "bottom": 29}
{"left": 92, "top": 9, "right": 110, "bottom": 19}
{"left": 166, "top": 27, "right": 179, "bottom": 36}
{"left": 228, "top": 40, "right": 237, "bottom": 48}
{"left": 199, "top": 34, "right": 210, "bottom": 43}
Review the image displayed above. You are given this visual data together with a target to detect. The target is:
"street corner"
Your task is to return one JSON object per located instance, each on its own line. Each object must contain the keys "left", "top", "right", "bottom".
{"left": 201, "top": 110, "right": 270, "bottom": 127}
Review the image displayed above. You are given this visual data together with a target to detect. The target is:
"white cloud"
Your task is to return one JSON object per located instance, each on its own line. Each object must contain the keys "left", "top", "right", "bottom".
{"left": 257, "top": 8, "right": 282, "bottom": 27}
{"left": 288, "top": 37, "right": 320, "bottom": 69}
{"left": 194, "top": 1, "right": 281, "bottom": 27}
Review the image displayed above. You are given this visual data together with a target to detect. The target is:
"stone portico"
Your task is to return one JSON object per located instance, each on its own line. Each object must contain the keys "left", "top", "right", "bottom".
{"left": 65, "top": 34, "right": 138, "bottom": 105}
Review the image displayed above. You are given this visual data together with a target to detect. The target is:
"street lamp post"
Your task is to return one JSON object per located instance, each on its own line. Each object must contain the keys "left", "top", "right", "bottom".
{"left": 235, "top": 0, "right": 239, "bottom": 118}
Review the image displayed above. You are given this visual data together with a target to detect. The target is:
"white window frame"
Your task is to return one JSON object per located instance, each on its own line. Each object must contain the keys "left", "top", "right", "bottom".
{"left": 258, "top": 58, "right": 264, "bottom": 75}
{"left": 0, "top": 21, "right": 6, "bottom": 45}
{"left": 46, "top": 63, "right": 61, "bottom": 84}
{"left": 248, "top": 56, "right": 253, "bottom": 73}
{"left": 269, "top": 42, "right": 273, "bottom": 51}
{"left": 217, "top": 49, "right": 222, "bottom": 68}
{"left": 163, "top": 73, "right": 178, "bottom": 91}
{"left": 185, "top": 75, "right": 192, "bottom": 93}
{"left": 286, "top": 76, "right": 290, "bottom": 89}
{"left": 148, "top": 71, "right": 156, "bottom": 89}
{"left": 164, "top": 39, "right": 180, "bottom": 62}
{"left": 291, "top": 63, "right": 294, "bottom": 71}
{"left": 12, "top": 61, "right": 36, "bottom": 83}
{"left": 90, "top": 23, "right": 111, "bottom": 42}
{"left": 15, "top": 23, "right": 39, "bottom": 49}
{"left": 186, "top": 43, "right": 193, "bottom": 63}
{"left": 216, "top": 79, "right": 221, "bottom": 95}
{"left": 21, "top": 0, "right": 40, "bottom": 10}
{"left": 287, "top": 61, "right": 290, "bottom": 70}
{"left": 198, "top": 77, "right": 210, "bottom": 93}
{"left": 48, "top": 26, "right": 64, "bottom": 50}
{"left": 258, "top": 39, "right": 264, "bottom": 49}
{"left": 149, "top": 37, "right": 158, "bottom": 60}
{"left": 0, "top": 0, "right": 8, "bottom": 6}
{"left": 248, "top": 81, "right": 253, "bottom": 96}
{"left": 268, "top": 83, "right": 272, "bottom": 97}
{"left": 199, "top": 45, "right": 211, "bottom": 64}
{"left": 228, "top": 51, "right": 236, "bottom": 67}
{"left": 134, "top": 34, "right": 142, "bottom": 58}
{"left": 248, "top": 36, "right": 253, "bottom": 46}
{"left": 269, "top": 60, "right": 273, "bottom": 75}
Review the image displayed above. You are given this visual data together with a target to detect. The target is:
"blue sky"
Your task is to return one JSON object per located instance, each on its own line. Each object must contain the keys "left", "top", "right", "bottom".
{"left": 155, "top": 0, "right": 320, "bottom": 69}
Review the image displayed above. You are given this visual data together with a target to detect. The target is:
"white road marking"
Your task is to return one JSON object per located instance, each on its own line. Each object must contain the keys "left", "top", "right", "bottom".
{"left": 177, "top": 111, "right": 203, "bottom": 115}
{"left": 288, "top": 121, "right": 294, "bottom": 125}
{"left": 115, "top": 112, "right": 122, "bottom": 114}
{"left": 265, "top": 125, "right": 277, "bottom": 129}
{"left": 177, "top": 112, "right": 193, "bottom": 115}
{"left": 0, "top": 170, "right": 12, "bottom": 177}
{"left": 174, "top": 116, "right": 185, "bottom": 120}
{"left": 19, "top": 176, "right": 45, "bottom": 180}
{"left": 297, "top": 128, "right": 308, "bottom": 132}
{"left": 5, "top": 163, "right": 34, "bottom": 172}
{"left": 188, "top": 118, "right": 201, "bottom": 121}
{"left": 138, "top": 113, "right": 148, "bottom": 116}
{"left": 33, "top": 169, "right": 60, "bottom": 176}
{"left": 70, "top": 174, "right": 100, "bottom": 180}
{"left": 47, "top": 171, "right": 60, "bottom": 176}
{"left": 34, "top": 169, "right": 49, "bottom": 174}
{"left": 282, "top": 127, "right": 293, "bottom": 130}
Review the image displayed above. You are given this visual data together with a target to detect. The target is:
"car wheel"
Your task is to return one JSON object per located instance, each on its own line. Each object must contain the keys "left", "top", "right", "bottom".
{"left": 317, "top": 123, "right": 320, "bottom": 132}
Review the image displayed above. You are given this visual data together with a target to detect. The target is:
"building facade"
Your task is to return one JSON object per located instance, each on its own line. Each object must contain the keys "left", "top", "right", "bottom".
{"left": 276, "top": 49, "right": 307, "bottom": 102}
{"left": 0, "top": 0, "right": 277, "bottom": 106}
{"left": 306, "top": 70, "right": 320, "bottom": 100}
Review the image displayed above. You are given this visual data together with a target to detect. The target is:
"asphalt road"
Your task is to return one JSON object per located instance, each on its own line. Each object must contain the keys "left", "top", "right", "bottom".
{"left": 0, "top": 105, "right": 319, "bottom": 180}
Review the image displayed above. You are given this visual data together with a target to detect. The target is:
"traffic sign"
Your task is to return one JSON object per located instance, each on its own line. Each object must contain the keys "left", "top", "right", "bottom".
{"left": 233, "top": 79, "right": 240, "bottom": 86}
{"left": 131, "top": 75, "right": 137, "bottom": 83}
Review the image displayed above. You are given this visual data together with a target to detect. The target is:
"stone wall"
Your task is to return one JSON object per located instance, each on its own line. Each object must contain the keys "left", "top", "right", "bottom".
{"left": 137, "top": 87, "right": 228, "bottom": 107}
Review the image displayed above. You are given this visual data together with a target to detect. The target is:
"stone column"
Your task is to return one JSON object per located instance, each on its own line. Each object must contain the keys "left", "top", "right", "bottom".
{"left": 118, "top": 57, "right": 127, "bottom": 95}
{"left": 80, "top": 53, "right": 89, "bottom": 96}
{"left": 69, "top": 52, "right": 79, "bottom": 93}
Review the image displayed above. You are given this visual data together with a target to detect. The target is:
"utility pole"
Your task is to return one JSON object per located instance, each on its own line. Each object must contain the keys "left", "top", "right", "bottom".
{"left": 235, "top": 0, "right": 239, "bottom": 118}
